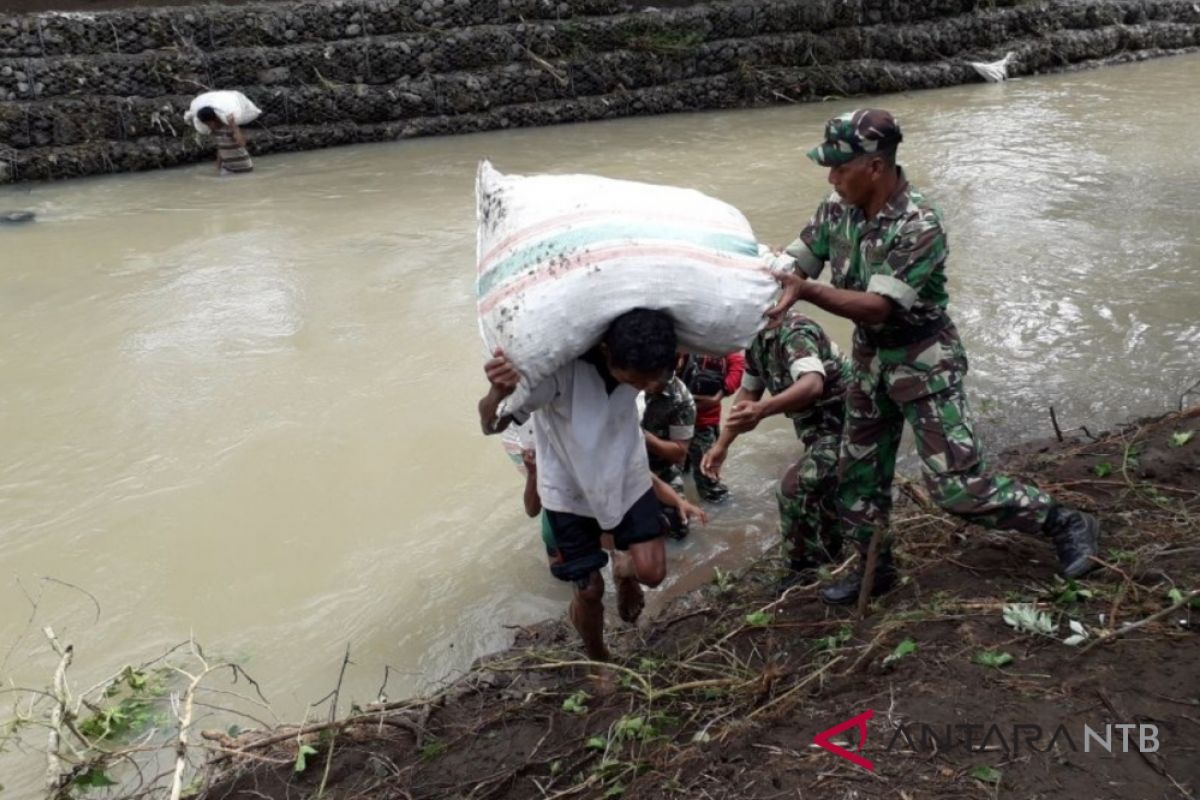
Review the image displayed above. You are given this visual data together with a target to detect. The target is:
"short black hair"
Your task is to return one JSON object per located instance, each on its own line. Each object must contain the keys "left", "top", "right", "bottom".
{"left": 604, "top": 308, "right": 677, "bottom": 374}
{"left": 196, "top": 106, "right": 219, "bottom": 123}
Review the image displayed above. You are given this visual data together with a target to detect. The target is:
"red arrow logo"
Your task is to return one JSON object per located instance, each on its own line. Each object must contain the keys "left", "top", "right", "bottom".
{"left": 813, "top": 709, "right": 875, "bottom": 772}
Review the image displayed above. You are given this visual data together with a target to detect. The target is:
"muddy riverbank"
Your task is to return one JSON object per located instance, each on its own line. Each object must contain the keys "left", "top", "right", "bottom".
{"left": 155, "top": 403, "right": 1200, "bottom": 799}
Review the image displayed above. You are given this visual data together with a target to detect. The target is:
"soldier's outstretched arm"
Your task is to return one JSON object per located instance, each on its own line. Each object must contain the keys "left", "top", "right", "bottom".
{"left": 790, "top": 278, "right": 893, "bottom": 325}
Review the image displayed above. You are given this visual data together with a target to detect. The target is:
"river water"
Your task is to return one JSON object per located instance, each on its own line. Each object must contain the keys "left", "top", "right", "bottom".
{"left": 1, "top": 54, "right": 1198, "bottom": 793}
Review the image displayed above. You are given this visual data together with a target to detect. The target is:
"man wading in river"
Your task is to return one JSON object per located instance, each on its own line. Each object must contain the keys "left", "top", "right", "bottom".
{"left": 769, "top": 109, "right": 1101, "bottom": 604}
{"left": 478, "top": 309, "right": 680, "bottom": 661}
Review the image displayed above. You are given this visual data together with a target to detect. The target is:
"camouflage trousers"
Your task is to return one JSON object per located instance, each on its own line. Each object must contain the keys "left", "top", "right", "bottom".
{"left": 685, "top": 425, "right": 730, "bottom": 501}
{"left": 777, "top": 432, "right": 844, "bottom": 564}
{"left": 839, "top": 378, "right": 1054, "bottom": 547}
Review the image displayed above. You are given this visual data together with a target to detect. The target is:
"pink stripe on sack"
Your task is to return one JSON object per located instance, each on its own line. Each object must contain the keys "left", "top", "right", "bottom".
{"left": 478, "top": 243, "right": 770, "bottom": 315}
{"left": 478, "top": 208, "right": 749, "bottom": 275}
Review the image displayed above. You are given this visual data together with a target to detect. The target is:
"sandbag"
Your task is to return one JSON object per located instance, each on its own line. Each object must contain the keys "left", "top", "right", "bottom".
{"left": 476, "top": 161, "right": 781, "bottom": 411}
{"left": 183, "top": 91, "right": 262, "bottom": 134}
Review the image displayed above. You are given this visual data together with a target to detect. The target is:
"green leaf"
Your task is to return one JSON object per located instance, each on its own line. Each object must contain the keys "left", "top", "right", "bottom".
{"left": 586, "top": 736, "right": 608, "bottom": 750}
{"left": 1093, "top": 462, "right": 1113, "bottom": 478}
{"left": 974, "top": 650, "right": 1014, "bottom": 669}
{"left": 969, "top": 765, "right": 1002, "bottom": 784}
{"left": 562, "top": 691, "right": 590, "bottom": 715}
{"left": 74, "top": 767, "right": 117, "bottom": 789}
{"left": 604, "top": 784, "right": 625, "bottom": 799}
{"left": 744, "top": 611, "right": 773, "bottom": 627}
{"left": 550, "top": 760, "right": 562, "bottom": 776}
{"left": 882, "top": 637, "right": 917, "bottom": 666}
{"left": 419, "top": 740, "right": 447, "bottom": 762}
{"left": 1003, "top": 603, "right": 1055, "bottom": 637}
{"left": 294, "top": 744, "right": 318, "bottom": 773}
{"left": 1170, "top": 431, "right": 1194, "bottom": 448}
{"left": 1169, "top": 588, "right": 1185, "bottom": 604}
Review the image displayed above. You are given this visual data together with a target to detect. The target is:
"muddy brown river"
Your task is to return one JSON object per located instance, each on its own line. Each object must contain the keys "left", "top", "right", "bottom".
{"left": 1, "top": 53, "right": 1198, "bottom": 794}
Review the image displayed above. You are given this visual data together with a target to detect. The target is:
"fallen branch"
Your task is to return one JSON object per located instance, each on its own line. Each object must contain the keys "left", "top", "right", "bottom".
{"left": 1078, "top": 589, "right": 1199, "bottom": 656}
{"left": 43, "top": 626, "right": 73, "bottom": 797}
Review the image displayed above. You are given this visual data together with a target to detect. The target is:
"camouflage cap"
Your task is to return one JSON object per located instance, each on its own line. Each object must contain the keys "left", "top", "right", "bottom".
{"left": 806, "top": 109, "right": 903, "bottom": 167}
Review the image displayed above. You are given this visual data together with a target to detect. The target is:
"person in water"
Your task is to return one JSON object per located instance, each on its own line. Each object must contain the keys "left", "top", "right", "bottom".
{"left": 479, "top": 308, "right": 686, "bottom": 661}
{"left": 197, "top": 107, "right": 253, "bottom": 175}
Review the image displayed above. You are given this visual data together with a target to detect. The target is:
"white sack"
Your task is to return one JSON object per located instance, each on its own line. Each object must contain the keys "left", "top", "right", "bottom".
{"left": 184, "top": 91, "right": 262, "bottom": 134}
{"left": 475, "top": 161, "right": 781, "bottom": 411}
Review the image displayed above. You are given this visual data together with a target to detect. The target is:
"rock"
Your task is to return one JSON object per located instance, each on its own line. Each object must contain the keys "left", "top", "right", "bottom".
{"left": 345, "top": 23, "right": 361, "bottom": 35}
{"left": 16, "top": 81, "right": 28, "bottom": 93}
{"left": 258, "top": 66, "right": 291, "bottom": 83}
{"left": 285, "top": 28, "right": 298, "bottom": 40}
{"left": 1, "top": 210, "right": 35, "bottom": 224}
{"left": 0, "top": 66, "right": 11, "bottom": 76}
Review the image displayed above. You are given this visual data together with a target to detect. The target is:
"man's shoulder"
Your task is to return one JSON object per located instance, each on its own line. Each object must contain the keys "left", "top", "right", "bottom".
{"left": 896, "top": 183, "right": 944, "bottom": 233}
{"left": 781, "top": 315, "right": 829, "bottom": 344}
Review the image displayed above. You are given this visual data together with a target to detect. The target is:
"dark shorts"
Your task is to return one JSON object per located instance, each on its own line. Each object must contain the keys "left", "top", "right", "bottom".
{"left": 544, "top": 488, "right": 664, "bottom": 584}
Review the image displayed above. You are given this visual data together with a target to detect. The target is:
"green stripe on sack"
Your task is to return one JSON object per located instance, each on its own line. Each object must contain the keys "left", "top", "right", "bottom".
{"left": 477, "top": 223, "right": 759, "bottom": 299}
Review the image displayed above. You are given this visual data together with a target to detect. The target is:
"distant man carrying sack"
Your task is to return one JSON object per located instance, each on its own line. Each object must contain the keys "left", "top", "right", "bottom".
{"left": 197, "top": 107, "right": 253, "bottom": 175}
{"left": 768, "top": 108, "right": 1100, "bottom": 605}
{"left": 701, "top": 313, "right": 850, "bottom": 591}
{"left": 479, "top": 308, "right": 685, "bottom": 662}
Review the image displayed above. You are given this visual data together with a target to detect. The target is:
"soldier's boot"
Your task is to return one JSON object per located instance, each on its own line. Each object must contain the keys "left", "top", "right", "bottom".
{"left": 1043, "top": 507, "right": 1101, "bottom": 579}
{"left": 820, "top": 547, "right": 898, "bottom": 606}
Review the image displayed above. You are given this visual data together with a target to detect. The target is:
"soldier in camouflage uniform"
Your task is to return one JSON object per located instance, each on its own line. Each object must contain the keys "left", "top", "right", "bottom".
{"left": 770, "top": 109, "right": 1101, "bottom": 605}
{"left": 700, "top": 314, "right": 850, "bottom": 585}
{"left": 641, "top": 375, "right": 696, "bottom": 539}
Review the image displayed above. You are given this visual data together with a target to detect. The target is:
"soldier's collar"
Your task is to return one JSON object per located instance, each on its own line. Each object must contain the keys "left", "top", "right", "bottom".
{"left": 876, "top": 166, "right": 910, "bottom": 222}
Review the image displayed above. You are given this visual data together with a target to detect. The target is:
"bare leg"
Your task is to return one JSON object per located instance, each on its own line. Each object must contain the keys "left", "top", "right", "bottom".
{"left": 569, "top": 571, "right": 609, "bottom": 662}
{"left": 613, "top": 538, "right": 666, "bottom": 623}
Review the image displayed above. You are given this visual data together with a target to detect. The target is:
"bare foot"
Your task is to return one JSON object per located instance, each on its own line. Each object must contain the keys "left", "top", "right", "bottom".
{"left": 615, "top": 574, "right": 645, "bottom": 624}
{"left": 611, "top": 551, "right": 646, "bottom": 624}
{"left": 588, "top": 667, "right": 619, "bottom": 697}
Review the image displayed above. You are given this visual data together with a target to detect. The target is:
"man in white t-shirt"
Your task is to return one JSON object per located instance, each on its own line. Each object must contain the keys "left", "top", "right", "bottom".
{"left": 478, "top": 309, "right": 679, "bottom": 662}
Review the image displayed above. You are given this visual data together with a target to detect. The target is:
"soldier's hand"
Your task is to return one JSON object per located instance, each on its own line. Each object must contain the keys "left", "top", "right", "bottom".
{"left": 765, "top": 271, "right": 808, "bottom": 321}
{"left": 726, "top": 400, "right": 765, "bottom": 434}
{"left": 700, "top": 445, "right": 727, "bottom": 480}
{"left": 484, "top": 348, "right": 520, "bottom": 397}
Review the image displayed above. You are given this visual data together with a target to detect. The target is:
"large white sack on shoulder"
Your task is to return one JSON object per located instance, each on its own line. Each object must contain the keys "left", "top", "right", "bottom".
{"left": 183, "top": 91, "right": 262, "bottom": 134}
{"left": 476, "top": 161, "right": 780, "bottom": 410}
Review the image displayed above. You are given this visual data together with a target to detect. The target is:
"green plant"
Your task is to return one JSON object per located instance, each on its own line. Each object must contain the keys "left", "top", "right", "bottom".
{"left": 294, "top": 744, "right": 318, "bottom": 773}
{"left": 74, "top": 766, "right": 117, "bottom": 789}
{"left": 1053, "top": 579, "right": 1094, "bottom": 605}
{"left": 882, "top": 637, "right": 917, "bottom": 666}
{"left": 1093, "top": 462, "right": 1113, "bottom": 477}
{"left": 562, "top": 690, "right": 590, "bottom": 715}
{"left": 816, "top": 625, "right": 853, "bottom": 651}
{"left": 744, "top": 611, "right": 773, "bottom": 627}
{"left": 970, "top": 765, "right": 1002, "bottom": 784}
{"left": 973, "top": 650, "right": 1014, "bottom": 669}
{"left": 614, "top": 715, "right": 656, "bottom": 743}
{"left": 712, "top": 567, "right": 735, "bottom": 594}
{"left": 1002, "top": 604, "right": 1055, "bottom": 637}
{"left": 1170, "top": 431, "right": 1194, "bottom": 448}
{"left": 419, "top": 739, "right": 447, "bottom": 762}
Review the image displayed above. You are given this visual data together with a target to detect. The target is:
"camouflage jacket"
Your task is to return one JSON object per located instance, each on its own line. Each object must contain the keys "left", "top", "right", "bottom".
{"left": 788, "top": 168, "right": 968, "bottom": 402}
{"left": 641, "top": 376, "right": 696, "bottom": 479}
{"left": 742, "top": 315, "right": 850, "bottom": 444}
